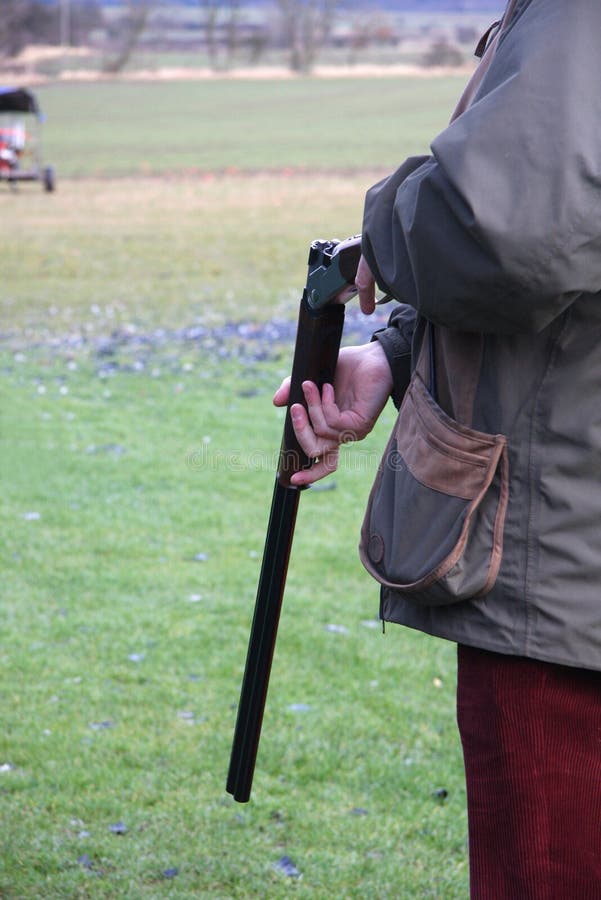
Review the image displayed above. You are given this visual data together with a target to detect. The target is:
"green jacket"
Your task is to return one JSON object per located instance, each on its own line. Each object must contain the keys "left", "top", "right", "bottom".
{"left": 360, "top": 0, "right": 601, "bottom": 671}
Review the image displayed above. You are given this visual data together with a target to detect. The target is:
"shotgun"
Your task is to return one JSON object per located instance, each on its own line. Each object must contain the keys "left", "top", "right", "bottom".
{"left": 226, "top": 235, "right": 363, "bottom": 803}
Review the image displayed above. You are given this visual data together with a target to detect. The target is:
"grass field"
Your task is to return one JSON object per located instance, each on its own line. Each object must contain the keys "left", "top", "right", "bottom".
{"left": 1, "top": 77, "right": 470, "bottom": 897}
{"left": 35, "top": 77, "right": 467, "bottom": 177}
{"left": 2, "top": 174, "right": 377, "bottom": 337}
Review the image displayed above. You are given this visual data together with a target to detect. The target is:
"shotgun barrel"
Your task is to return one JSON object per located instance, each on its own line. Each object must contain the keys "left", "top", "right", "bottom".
{"left": 226, "top": 236, "right": 362, "bottom": 803}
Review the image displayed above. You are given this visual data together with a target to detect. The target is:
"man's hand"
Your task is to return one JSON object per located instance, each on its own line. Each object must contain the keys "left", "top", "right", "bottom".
{"left": 273, "top": 341, "right": 393, "bottom": 486}
{"left": 356, "top": 254, "right": 377, "bottom": 314}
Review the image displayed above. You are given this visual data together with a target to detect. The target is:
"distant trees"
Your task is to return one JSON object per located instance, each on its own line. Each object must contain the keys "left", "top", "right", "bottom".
{"left": 66, "top": 1, "right": 105, "bottom": 46}
{"left": 196, "top": 0, "right": 339, "bottom": 73}
{"left": 195, "top": 0, "right": 341, "bottom": 72}
{"left": 103, "top": 0, "right": 155, "bottom": 73}
{"left": 421, "top": 37, "right": 464, "bottom": 68}
{"left": 276, "top": 0, "right": 338, "bottom": 72}
{"left": 200, "top": 0, "right": 221, "bottom": 68}
{"left": 200, "top": 0, "right": 269, "bottom": 71}
{"left": 199, "top": 0, "right": 243, "bottom": 70}
{"left": 1, "top": 1, "right": 58, "bottom": 58}
{"left": 0, "top": 0, "right": 471, "bottom": 76}
{"left": 0, "top": 0, "right": 103, "bottom": 59}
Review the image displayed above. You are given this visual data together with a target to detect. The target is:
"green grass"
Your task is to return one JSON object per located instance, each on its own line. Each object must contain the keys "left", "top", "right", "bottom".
{"left": 1, "top": 172, "right": 396, "bottom": 337}
{"left": 0, "top": 348, "right": 467, "bottom": 898}
{"left": 0, "top": 78, "right": 469, "bottom": 896}
{"left": 35, "top": 77, "right": 467, "bottom": 177}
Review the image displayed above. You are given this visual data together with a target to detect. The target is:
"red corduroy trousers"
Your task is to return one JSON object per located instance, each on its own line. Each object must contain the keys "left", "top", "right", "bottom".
{"left": 456, "top": 644, "right": 601, "bottom": 899}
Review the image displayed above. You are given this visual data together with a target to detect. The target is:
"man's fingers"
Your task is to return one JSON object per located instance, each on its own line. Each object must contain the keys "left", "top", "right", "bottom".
{"left": 312, "top": 382, "right": 361, "bottom": 444}
{"left": 278, "top": 380, "right": 352, "bottom": 485}
{"left": 300, "top": 381, "right": 339, "bottom": 441}
{"left": 289, "top": 403, "right": 321, "bottom": 458}
{"left": 320, "top": 383, "right": 351, "bottom": 435}
{"left": 288, "top": 400, "right": 341, "bottom": 484}
{"left": 273, "top": 376, "right": 291, "bottom": 407}
{"left": 291, "top": 448, "right": 340, "bottom": 487}
{"left": 358, "top": 287, "right": 376, "bottom": 315}
{"left": 356, "top": 255, "right": 376, "bottom": 314}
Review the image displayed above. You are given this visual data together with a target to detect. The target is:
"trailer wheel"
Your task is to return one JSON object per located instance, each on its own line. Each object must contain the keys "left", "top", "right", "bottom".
{"left": 43, "top": 166, "right": 55, "bottom": 192}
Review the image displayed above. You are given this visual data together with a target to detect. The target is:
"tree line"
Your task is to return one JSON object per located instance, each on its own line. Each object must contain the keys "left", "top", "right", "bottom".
{"left": 1, "top": 0, "right": 473, "bottom": 74}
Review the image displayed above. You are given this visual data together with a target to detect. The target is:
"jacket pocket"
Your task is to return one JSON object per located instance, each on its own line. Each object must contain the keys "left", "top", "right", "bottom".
{"left": 359, "top": 371, "right": 508, "bottom": 606}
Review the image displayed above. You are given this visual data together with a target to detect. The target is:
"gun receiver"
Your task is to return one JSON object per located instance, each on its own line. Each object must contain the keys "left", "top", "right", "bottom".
{"left": 226, "top": 235, "right": 362, "bottom": 803}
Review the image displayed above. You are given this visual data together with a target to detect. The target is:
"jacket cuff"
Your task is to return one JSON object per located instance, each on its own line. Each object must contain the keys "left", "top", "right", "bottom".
{"left": 371, "top": 326, "right": 411, "bottom": 409}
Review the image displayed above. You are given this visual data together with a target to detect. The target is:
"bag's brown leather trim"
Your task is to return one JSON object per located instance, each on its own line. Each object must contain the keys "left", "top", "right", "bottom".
{"left": 359, "top": 369, "right": 509, "bottom": 598}
{"left": 399, "top": 373, "right": 503, "bottom": 500}
{"left": 362, "top": 437, "right": 508, "bottom": 594}
{"left": 475, "top": 441, "right": 509, "bottom": 598}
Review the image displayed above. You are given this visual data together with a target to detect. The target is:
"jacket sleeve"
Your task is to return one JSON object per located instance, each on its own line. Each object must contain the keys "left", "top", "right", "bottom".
{"left": 362, "top": 0, "right": 601, "bottom": 334}
{"left": 372, "top": 302, "right": 417, "bottom": 408}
